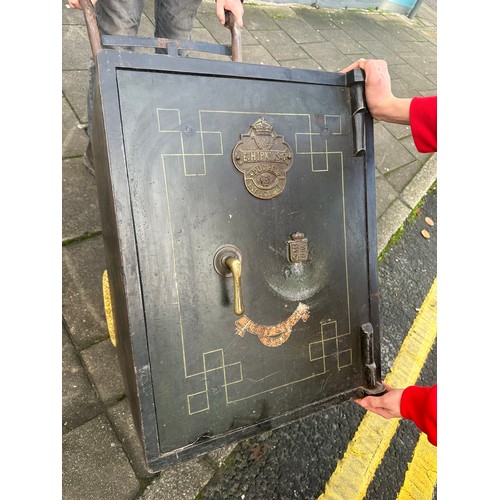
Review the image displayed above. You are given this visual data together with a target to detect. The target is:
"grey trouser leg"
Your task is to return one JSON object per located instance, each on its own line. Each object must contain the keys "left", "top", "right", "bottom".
{"left": 87, "top": 0, "right": 203, "bottom": 137}
{"left": 87, "top": 0, "right": 144, "bottom": 138}
{"left": 154, "top": 0, "right": 203, "bottom": 54}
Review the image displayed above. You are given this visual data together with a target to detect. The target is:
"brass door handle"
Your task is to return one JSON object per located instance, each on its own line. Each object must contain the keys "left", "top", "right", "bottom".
{"left": 224, "top": 256, "right": 244, "bottom": 315}
{"left": 213, "top": 245, "right": 244, "bottom": 316}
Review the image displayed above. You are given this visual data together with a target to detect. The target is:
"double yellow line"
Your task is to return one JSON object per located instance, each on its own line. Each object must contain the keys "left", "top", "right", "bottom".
{"left": 318, "top": 278, "right": 437, "bottom": 500}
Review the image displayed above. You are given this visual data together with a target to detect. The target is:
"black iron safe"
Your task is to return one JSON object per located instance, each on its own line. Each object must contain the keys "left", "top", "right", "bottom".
{"left": 92, "top": 47, "right": 385, "bottom": 472}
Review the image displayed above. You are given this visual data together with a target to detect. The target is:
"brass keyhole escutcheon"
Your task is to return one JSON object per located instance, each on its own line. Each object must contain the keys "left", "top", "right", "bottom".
{"left": 213, "top": 245, "right": 244, "bottom": 316}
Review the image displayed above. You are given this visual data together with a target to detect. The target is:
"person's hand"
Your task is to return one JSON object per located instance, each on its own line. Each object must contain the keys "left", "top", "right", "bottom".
{"left": 67, "top": 0, "right": 97, "bottom": 10}
{"left": 354, "top": 383, "right": 404, "bottom": 419}
{"left": 216, "top": 0, "right": 244, "bottom": 28}
{"left": 340, "top": 58, "right": 411, "bottom": 125}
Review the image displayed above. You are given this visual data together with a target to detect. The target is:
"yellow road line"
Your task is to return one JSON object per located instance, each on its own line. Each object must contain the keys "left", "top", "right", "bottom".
{"left": 318, "top": 278, "right": 437, "bottom": 500}
{"left": 397, "top": 433, "right": 437, "bottom": 500}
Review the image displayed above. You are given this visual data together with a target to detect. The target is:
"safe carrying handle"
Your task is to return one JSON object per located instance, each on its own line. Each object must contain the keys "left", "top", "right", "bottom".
{"left": 79, "top": 0, "right": 101, "bottom": 60}
{"left": 78, "top": 0, "right": 242, "bottom": 62}
{"left": 224, "top": 7, "right": 242, "bottom": 62}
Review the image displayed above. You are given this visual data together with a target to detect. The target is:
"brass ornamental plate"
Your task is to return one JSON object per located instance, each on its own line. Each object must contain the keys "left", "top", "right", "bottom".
{"left": 232, "top": 118, "right": 293, "bottom": 199}
{"left": 288, "top": 232, "right": 309, "bottom": 263}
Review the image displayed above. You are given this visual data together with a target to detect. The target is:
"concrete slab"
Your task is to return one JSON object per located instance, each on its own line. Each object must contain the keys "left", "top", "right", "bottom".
{"left": 390, "top": 62, "right": 436, "bottom": 93}
{"left": 62, "top": 100, "right": 89, "bottom": 157}
{"left": 301, "top": 41, "right": 352, "bottom": 71}
{"left": 377, "top": 198, "right": 412, "bottom": 255}
{"left": 401, "top": 155, "right": 437, "bottom": 208}
{"left": 240, "top": 43, "right": 278, "bottom": 66}
{"left": 62, "top": 414, "right": 140, "bottom": 500}
{"left": 62, "top": 158, "right": 101, "bottom": 241}
{"left": 62, "top": 325, "right": 104, "bottom": 434}
{"left": 374, "top": 122, "right": 416, "bottom": 175}
{"left": 108, "top": 399, "right": 155, "bottom": 479}
{"left": 62, "top": 0, "right": 85, "bottom": 25}
{"left": 81, "top": 339, "right": 125, "bottom": 405}
{"left": 323, "top": 30, "right": 369, "bottom": 55}
{"left": 376, "top": 176, "right": 399, "bottom": 219}
{"left": 141, "top": 456, "right": 216, "bottom": 500}
{"left": 62, "top": 236, "right": 108, "bottom": 349}
{"left": 385, "top": 159, "right": 423, "bottom": 194}
{"left": 62, "top": 70, "right": 90, "bottom": 125}
{"left": 291, "top": 6, "right": 344, "bottom": 31}
{"left": 359, "top": 39, "right": 406, "bottom": 65}
{"left": 62, "top": 25, "right": 92, "bottom": 71}
{"left": 237, "top": 5, "right": 282, "bottom": 31}
{"left": 251, "top": 30, "right": 310, "bottom": 61}
{"left": 273, "top": 17, "right": 328, "bottom": 44}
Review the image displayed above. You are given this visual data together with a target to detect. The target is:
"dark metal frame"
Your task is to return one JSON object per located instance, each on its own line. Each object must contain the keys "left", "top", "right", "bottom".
{"left": 79, "top": 0, "right": 242, "bottom": 62}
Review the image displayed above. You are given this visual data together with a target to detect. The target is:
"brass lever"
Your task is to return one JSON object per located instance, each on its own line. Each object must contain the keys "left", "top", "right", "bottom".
{"left": 213, "top": 245, "right": 244, "bottom": 316}
{"left": 224, "top": 257, "right": 244, "bottom": 316}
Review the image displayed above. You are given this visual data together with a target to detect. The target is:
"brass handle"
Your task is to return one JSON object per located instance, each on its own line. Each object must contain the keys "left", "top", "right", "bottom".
{"left": 224, "top": 11, "right": 242, "bottom": 62}
{"left": 224, "top": 257, "right": 244, "bottom": 316}
{"left": 79, "top": 0, "right": 102, "bottom": 61}
{"left": 213, "top": 245, "right": 244, "bottom": 316}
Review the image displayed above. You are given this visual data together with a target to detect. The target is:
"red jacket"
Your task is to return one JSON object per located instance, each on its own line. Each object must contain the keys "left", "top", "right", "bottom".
{"left": 409, "top": 96, "right": 437, "bottom": 153}
{"left": 400, "top": 95, "right": 437, "bottom": 446}
{"left": 401, "top": 385, "right": 437, "bottom": 446}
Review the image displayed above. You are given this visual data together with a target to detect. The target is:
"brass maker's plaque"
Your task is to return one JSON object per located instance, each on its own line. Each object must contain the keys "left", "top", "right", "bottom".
{"left": 232, "top": 118, "right": 293, "bottom": 199}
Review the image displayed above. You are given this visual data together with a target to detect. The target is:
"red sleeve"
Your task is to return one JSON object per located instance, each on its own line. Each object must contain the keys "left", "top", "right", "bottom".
{"left": 400, "top": 384, "right": 437, "bottom": 446}
{"left": 409, "top": 96, "right": 437, "bottom": 153}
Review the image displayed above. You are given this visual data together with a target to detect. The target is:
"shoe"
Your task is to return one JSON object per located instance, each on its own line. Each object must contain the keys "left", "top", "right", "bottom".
{"left": 83, "top": 141, "right": 95, "bottom": 176}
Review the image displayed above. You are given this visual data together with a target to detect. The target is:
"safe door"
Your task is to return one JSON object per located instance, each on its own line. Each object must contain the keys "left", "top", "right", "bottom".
{"left": 92, "top": 49, "right": 384, "bottom": 472}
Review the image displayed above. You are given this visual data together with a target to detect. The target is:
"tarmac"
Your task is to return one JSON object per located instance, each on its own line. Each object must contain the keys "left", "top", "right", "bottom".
{"left": 62, "top": 0, "right": 437, "bottom": 498}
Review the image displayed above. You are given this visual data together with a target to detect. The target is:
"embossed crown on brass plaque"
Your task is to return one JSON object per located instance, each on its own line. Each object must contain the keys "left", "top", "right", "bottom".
{"left": 232, "top": 117, "right": 293, "bottom": 200}
{"left": 92, "top": 46, "right": 384, "bottom": 472}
